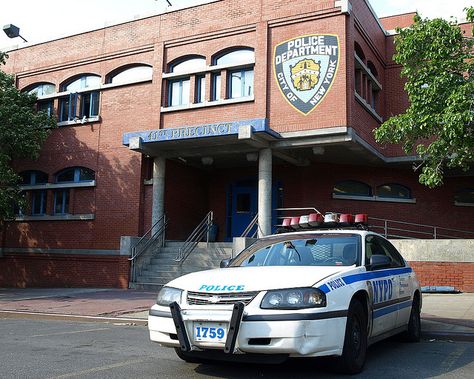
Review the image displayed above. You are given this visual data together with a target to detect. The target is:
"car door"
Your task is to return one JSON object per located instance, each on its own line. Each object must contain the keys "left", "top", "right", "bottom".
{"left": 365, "top": 235, "right": 399, "bottom": 337}
{"left": 380, "top": 239, "right": 413, "bottom": 328}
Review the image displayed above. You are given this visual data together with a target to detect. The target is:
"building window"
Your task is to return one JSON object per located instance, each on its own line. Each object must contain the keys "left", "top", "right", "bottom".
{"left": 333, "top": 180, "right": 372, "bottom": 197}
{"left": 59, "top": 75, "right": 101, "bottom": 122}
{"left": 376, "top": 183, "right": 411, "bottom": 200}
{"left": 169, "top": 78, "right": 190, "bottom": 106}
{"left": 228, "top": 68, "right": 253, "bottom": 99}
{"left": 23, "top": 83, "right": 56, "bottom": 118}
{"left": 167, "top": 56, "right": 206, "bottom": 107}
{"left": 25, "top": 82, "right": 56, "bottom": 97}
{"left": 54, "top": 189, "right": 70, "bottom": 215}
{"left": 106, "top": 64, "right": 153, "bottom": 84}
{"left": 53, "top": 167, "right": 95, "bottom": 215}
{"left": 454, "top": 189, "right": 474, "bottom": 206}
{"left": 18, "top": 170, "right": 49, "bottom": 215}
{"left": 213, "top": 48, "right": 254, "bottom": 101}
{"left": 354, "top": 43, "right": 382, "bottom": 120}
{"left": 211, "top": 73, "right": 221, "bottom": 101}
{"left": 195, "top": 75, "right": 206, "bottom": 103}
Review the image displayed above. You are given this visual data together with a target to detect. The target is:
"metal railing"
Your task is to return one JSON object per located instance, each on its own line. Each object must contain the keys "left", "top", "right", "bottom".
{"left": 369, "top": 217, "right": 474, "bottom": 240}
{"left": 129, "top": 215, "right": 168, "bottom": 283}
{"left": 274, "top": 207, "right": 473, "bottom": 239}
{"left": 175, "top": 211, "right": 214, "bottom": 265}
{"left": 240, "top": 213, "right": 259, "bottom": 238}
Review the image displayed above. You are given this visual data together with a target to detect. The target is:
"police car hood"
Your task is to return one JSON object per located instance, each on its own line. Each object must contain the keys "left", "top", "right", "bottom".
{"left": 167, "top": 266, "right": 353, "bottom": 292}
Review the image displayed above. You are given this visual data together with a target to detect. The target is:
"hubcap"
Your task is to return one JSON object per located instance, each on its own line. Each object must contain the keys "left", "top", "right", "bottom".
{"left": 352, "top": 318, "right": 361, "bottom": 351}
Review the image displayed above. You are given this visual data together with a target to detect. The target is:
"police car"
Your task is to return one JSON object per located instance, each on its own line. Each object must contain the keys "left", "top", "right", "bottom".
{"left": 148, "top": 212, "right": 422, "bottom": 374}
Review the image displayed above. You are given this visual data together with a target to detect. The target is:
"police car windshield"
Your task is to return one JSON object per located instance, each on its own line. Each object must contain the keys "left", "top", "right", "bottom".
{"left": 231, "top": 234, "right": 361, "bottom": 267}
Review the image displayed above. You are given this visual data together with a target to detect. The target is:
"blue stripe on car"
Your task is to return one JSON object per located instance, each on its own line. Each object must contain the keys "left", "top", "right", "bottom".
{"left": 318, "top": 267, "right": 413, "bottom": 293}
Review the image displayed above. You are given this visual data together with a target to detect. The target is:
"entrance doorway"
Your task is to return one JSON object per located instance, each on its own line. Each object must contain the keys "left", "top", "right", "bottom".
{"left": 230, "top": 183, "right": 258, "bottom": 238}
{"left": 226, "top": 180, "right": 282, "bottom": 240}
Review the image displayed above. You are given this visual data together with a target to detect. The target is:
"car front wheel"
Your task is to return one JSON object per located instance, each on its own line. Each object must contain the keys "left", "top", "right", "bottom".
{"left": 337, "top": 299, "right": 368, "bottom": 374}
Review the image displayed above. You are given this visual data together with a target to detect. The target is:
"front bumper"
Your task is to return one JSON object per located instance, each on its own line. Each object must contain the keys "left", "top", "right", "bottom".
{"left": 148, "top": 303, "right": 347, "bottom": 357}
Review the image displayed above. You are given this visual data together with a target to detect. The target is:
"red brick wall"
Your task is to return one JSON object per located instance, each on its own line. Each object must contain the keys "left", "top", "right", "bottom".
{"left": 0, "top": 253, "right": 130, "bottom": 289}
{"left": 409, "top": 261, "right": 474, "bottom": 293}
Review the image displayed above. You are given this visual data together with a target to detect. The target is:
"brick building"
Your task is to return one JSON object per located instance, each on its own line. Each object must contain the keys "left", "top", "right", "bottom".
{"left": 1, "top": 0, "right": 473, "bottom": 289}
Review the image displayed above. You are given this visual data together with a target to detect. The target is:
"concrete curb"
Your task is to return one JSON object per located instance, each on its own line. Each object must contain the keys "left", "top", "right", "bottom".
{"left": 0, "top": 310, "right": 148, "bottom": 326}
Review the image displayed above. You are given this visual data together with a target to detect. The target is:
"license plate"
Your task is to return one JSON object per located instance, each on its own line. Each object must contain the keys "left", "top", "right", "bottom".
{"left": 194, "top": 322, "right": 227, "bottom": 342}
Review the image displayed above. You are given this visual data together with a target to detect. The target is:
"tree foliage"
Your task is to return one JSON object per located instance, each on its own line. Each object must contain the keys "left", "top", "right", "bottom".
{"left": 374, "top": 8, "right": 474, "bottom": 188}
{"left": 0, "top": 51, "right": 56, "bottom": 219}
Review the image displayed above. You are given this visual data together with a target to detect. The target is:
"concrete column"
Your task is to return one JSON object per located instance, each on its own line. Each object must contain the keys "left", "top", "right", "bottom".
{"left": 258, "top": 148, "right": 272, "bottom": 237}
{"left": 152, "top": 156, "right": 166, "bottom": 235}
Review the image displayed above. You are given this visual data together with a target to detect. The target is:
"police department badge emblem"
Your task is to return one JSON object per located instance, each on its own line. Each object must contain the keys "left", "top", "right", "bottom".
{"left": 274, "top": 34, "right": 340, "bottom": 115}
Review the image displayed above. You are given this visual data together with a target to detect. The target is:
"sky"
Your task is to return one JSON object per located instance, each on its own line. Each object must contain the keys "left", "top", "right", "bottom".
{"left": 0, "top": 0, "right": 472, "bottom": 49}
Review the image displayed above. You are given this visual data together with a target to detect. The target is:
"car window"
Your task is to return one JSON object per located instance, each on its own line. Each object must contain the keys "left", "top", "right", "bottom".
{"left": 365, "top": 235, "right": 404, "bottom": 268}
{"left": 232, "top": 235, "right": 361, "bottom": 267}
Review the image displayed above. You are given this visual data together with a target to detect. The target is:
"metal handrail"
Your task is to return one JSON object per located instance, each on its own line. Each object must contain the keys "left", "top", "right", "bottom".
{"left": 273, "top": 207, "right": 473, "bottom": 239}
{"left": 175, "top": 211, "right": 213, "bottom": 264}
{"left": 129, "top": 214, "right": 168, "bottom": 283}
{"left": 240, "top": 213, "right": 259, "bottom": 238}
{"left": 369, "top": 217, "right": 474, "bottom": 240}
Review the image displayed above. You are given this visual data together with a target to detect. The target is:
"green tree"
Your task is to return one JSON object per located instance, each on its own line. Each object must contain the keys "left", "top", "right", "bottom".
{"left": 0, "top": 51, "right": 56, "bottom": 219}
{"left": 374, "top": 8, "right": 474, "bottom": 187}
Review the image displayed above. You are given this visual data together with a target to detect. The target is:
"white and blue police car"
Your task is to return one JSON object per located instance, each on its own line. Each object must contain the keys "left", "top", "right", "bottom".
{"left": 148, "top": 212, "right": 422, "bottom": 374}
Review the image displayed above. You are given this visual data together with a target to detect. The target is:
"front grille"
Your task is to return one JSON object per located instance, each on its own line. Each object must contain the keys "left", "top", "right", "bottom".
{"left": 187, "top": 291, "right": 259, "bottom": 306}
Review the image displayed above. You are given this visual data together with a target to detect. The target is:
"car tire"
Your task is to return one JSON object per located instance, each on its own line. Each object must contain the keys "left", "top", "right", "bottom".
{"left": 174, "top": 348, "right": 207, "bottom": 364}
{"left": 402, "top": 296, "right": 421, "bottom": 342}
{"left": 337, "top": 299, "right": 368, "bottom": 374}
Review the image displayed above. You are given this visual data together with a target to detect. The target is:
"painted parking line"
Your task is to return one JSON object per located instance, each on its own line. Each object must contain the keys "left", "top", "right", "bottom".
{"left": 31, "top": 327, "right": 111, "bottom": 338}
{"left": 47, "top": 359, "right": 146, "bottom": 379}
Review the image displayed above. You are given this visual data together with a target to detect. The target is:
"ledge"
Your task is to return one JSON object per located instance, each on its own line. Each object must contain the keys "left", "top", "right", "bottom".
{"left": 14, "top": 214, "right": 95, "bottom": 222}
{"left": 57, "top": 116, "right": 100, "bottom": 127}
{"left": 454, "top": 201, "right": 474, "bottom": 207}
{"left": 20, "top": 181, "right": 96, "bottom": 191}
{"left": 355, "top": 92, "right": 383, "bottom": 123}
{"left": 333, "top": 194, "right": 416, "bottom": 204}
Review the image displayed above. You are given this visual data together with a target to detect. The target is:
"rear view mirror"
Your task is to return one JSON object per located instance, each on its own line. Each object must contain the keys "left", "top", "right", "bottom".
{"left": 220, "top": 258, "right": 232, "bottom": 268}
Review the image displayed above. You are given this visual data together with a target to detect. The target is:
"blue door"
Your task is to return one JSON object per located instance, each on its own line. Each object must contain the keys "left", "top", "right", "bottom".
{"left": 230, "top": 185, "right": 257, "bottom": 238}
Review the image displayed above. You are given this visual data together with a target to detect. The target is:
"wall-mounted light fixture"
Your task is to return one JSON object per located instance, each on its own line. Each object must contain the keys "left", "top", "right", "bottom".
{"left": 2, "top": 24, "right": 28, "bottom": 42}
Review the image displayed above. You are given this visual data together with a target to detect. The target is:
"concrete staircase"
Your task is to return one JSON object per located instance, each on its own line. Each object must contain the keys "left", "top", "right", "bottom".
{"left": 130, "top": 241, "right": 233, "bottom": 291}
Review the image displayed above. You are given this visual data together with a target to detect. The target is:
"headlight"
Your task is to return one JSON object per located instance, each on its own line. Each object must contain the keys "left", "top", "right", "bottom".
{"left": 156, "top": 287, "right": 183, "bottom": 306}
{"left": 261, "top": 288, "right": 326, "bottom": 309}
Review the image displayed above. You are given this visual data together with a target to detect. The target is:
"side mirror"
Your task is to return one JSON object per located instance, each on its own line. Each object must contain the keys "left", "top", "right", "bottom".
{"left": 220, "top": 258, "right": 232, "bottom": 268}
{"left": 369, "top": 255, "right": 391, "bottom": 270}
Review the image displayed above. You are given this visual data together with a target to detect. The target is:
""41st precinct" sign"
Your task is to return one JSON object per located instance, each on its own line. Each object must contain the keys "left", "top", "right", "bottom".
{"left": 274, "top": 34, "right": 340, "bottom": 115}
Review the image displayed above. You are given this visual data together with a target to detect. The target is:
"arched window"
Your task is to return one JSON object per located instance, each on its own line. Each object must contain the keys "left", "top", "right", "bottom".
{"left": 212, "top": 48, "right": 254, "bottom": 100}
{"left": 19, "top": 170, "right": 48, "bottom": 215}
{"left": 376, "top": 183, "right": 411, "bottom": 199}
{"left": 24, "top": 82, "right": 56, "bottom": 96}
{"left": 20, "top": 170, "right": 48, "bottom": 185}
{"left": 54, "top": 167, "right": 95, "bottom": 214}
{"left": 55, "top": 167, "right": 95, "bottom": 183}
{"left": 454, "top": 189, "right": 474, "bottom": 206}
{"left": 23, "top": 83, "right": 55, "bottom": 116}
{"left": 333, "top": 180, "right": 372, "bottom": 197}
{"left": 61, "top": 74, "right": 101, "bottom": 92}
{"left": 106, "top": 64, "right": 153, "bottom": 84}
{"left": 354, "top": 42, "right": 365, "bottom": 62}
{"left": 59, "top": 74, "right": 101, "bottom": 122}
{"left": 167, "top": 56, "right": 206, "bottom": 107}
